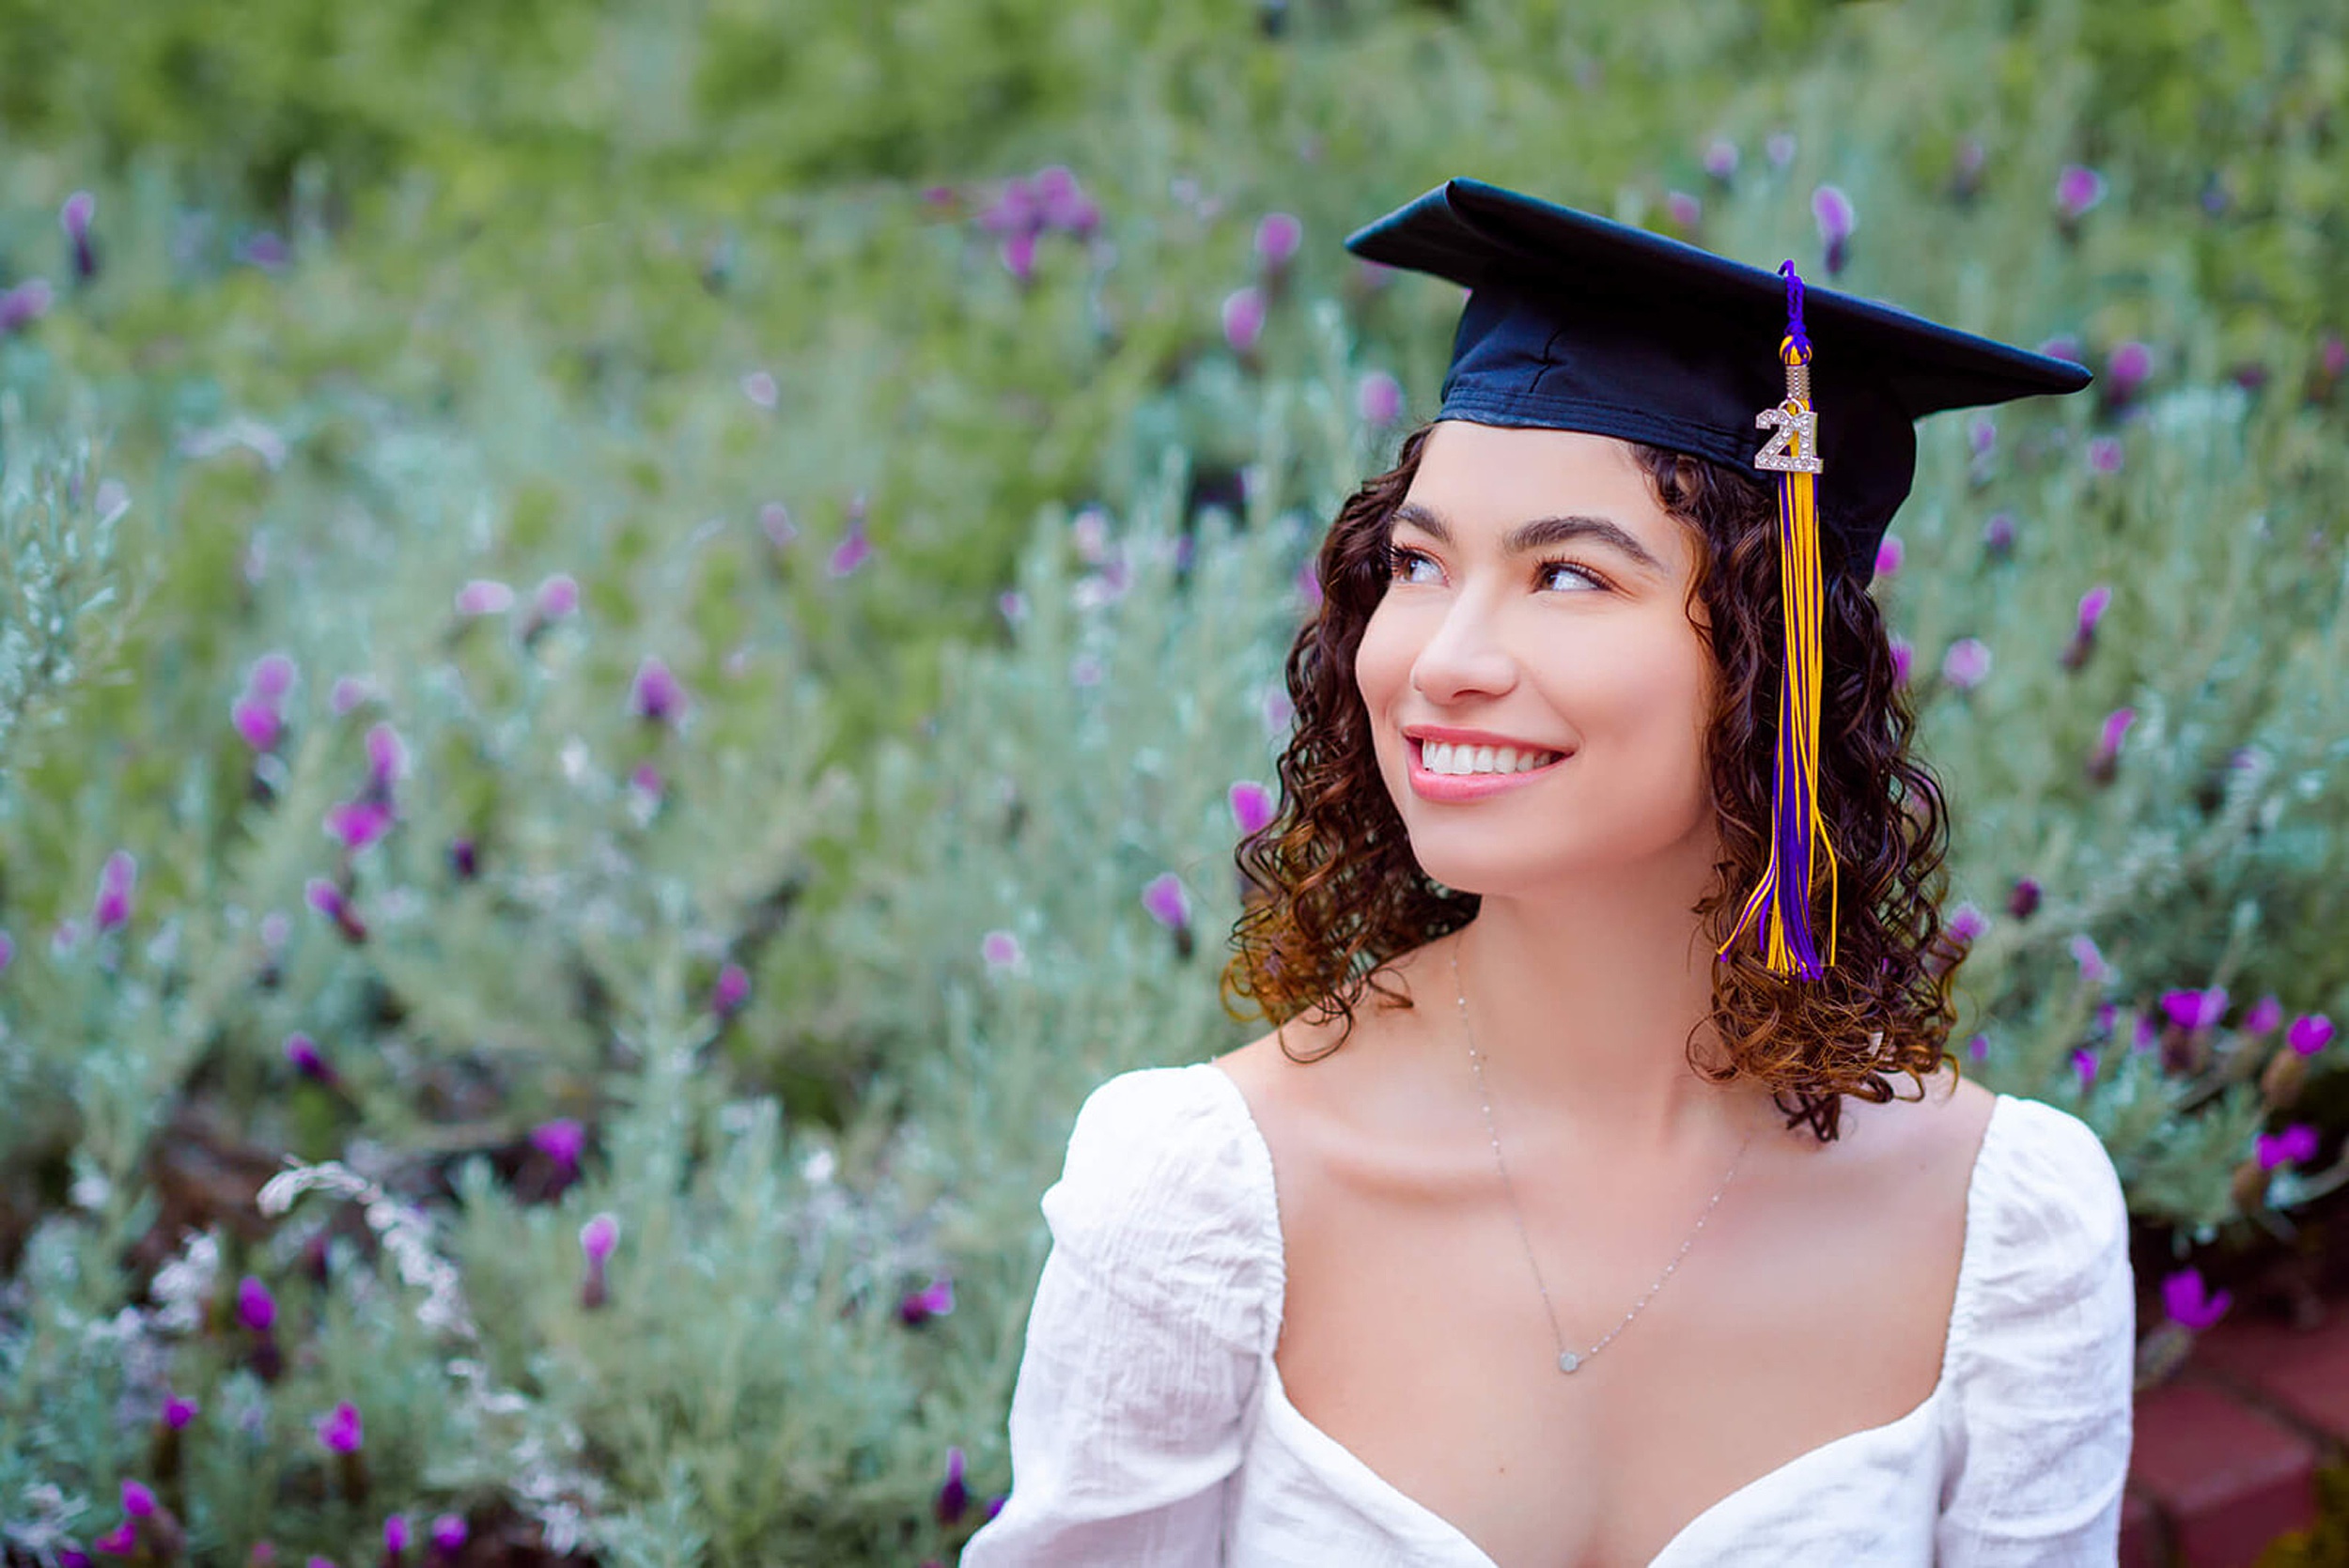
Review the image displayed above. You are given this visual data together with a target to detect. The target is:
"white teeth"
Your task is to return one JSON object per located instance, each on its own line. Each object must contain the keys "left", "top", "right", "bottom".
{"left": 1420, "top": 740, "right": 1563, "bottom": 776}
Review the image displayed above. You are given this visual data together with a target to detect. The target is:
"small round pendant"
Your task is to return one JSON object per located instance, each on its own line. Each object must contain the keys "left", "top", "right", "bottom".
{"left": 1558, "top": 1351, "right": 1582, "bottom": 1374}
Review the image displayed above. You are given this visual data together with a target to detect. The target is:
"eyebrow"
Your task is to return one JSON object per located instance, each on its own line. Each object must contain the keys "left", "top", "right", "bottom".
{"left": 1389, "top": 500, "right": 1666, "bottom": 577}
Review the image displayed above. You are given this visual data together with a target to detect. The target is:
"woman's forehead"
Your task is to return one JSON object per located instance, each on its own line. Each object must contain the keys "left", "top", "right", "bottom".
{"left": 1401, "top": 422, "right": 1687, "bottom": 565}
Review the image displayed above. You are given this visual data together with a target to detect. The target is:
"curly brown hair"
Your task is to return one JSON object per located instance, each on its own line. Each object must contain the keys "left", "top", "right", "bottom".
{"left": 1218, "top": 420, "right": 1967, "bottom": 1143}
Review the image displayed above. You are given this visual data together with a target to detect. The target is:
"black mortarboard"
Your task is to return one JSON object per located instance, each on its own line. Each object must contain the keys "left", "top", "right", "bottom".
{"left": 1343, "top": 177, "right": 2090, "bottom": 582}
{"left": 1341, "top": 178, "right": 2092, "bottom": 983}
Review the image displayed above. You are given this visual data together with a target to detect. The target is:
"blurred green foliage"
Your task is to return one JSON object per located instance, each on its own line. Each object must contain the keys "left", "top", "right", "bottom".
{"left": 0, "top": 0, "right": 2344, "bottom": 1560}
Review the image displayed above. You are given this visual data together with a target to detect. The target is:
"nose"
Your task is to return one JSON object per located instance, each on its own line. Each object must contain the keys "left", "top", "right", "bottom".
{"left": 1410, "top": 593, "right": 1520, "bottom": 706}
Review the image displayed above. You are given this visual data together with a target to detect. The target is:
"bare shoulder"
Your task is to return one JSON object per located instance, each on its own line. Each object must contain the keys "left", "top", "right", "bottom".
{"left": 1830, "top": 1057, "right": 1999, "bottom": 1183}
{"left": 1211, "top": 947, "right": 1450, "bottom": 1153}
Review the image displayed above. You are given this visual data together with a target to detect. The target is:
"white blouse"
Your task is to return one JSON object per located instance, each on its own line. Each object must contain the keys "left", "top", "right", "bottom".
{"left": 960, "top": 1061, "right": 2137, "bottom": 1566}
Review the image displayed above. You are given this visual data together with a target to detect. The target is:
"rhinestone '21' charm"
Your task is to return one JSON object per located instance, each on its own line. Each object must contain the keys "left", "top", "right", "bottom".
{"left": 1753, "top": 401, "right": 1823, "bottom": 474}
{"left": 1558, "top": 1351, "right": 1582, "bottom": 1374}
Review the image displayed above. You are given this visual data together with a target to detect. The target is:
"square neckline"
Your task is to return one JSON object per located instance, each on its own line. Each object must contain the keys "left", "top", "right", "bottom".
{"left": 1193, "top": 1059, "right": 2015, "bottom": 1567}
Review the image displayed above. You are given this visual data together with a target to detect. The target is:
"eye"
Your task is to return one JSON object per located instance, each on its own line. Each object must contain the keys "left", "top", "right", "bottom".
{"left": 1385, "top": 544, "right": 1441, "bottom": 584}
{"left": 1536, "top": 556, "right": 1611, "bottom": 593}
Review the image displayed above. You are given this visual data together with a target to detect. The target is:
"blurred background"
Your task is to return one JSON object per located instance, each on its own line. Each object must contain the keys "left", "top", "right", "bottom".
{"left": 1, "top": 0, "right": 2345, "bottom": 1561}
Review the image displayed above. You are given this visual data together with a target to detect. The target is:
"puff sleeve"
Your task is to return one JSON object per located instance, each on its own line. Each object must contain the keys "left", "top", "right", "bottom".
{"left": 960, "top": 1065, "right": 1283, "bottom": 1567}
{"left": 1937, "top": 1096, "right": 2138, "bottom": 1563}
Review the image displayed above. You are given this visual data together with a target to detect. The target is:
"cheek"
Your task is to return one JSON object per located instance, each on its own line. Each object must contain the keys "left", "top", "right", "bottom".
{"left": 1352, "top": 602, "right": 1409, "bottom": 709}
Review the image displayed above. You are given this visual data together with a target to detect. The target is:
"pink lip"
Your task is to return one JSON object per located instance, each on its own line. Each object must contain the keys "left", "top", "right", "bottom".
{"left": 1406, "top": 736, "right": 1569, "bottom": 802}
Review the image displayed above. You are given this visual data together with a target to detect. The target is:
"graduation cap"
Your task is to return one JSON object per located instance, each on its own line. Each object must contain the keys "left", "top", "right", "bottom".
{"left": 1343, "top": 177, "right": 2091, "bottom": 982}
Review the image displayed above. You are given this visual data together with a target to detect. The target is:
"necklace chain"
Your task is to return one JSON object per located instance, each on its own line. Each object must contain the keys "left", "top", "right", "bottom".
{"left": 1449, "top": 940, "right": 1757, "bottom": 1375}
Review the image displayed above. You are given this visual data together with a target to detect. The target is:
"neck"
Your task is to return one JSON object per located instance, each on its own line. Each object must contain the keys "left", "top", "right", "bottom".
{"left": 1445, "top": 841, "right": 1770, "bottom": 1162}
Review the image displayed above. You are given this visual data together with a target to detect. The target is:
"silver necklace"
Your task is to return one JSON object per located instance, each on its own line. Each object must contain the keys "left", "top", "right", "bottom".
{"left": 1450, "top": 940, "right": 1758, "bottom": 1374}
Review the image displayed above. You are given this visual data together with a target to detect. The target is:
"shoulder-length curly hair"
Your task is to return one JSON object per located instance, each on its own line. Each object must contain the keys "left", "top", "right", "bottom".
{"left": 1219, "top": 420, "right": 1968, "bottom": 1143}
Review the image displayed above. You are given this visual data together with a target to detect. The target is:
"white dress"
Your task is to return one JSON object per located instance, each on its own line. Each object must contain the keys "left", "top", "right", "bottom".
{"left": 959, "top": 1061, "right": 2136, "bottom": 1566}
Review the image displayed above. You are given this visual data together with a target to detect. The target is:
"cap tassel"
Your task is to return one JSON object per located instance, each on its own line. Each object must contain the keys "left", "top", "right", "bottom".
{"left": 1718, "top": 261, "right": 1842, "bottom": 981}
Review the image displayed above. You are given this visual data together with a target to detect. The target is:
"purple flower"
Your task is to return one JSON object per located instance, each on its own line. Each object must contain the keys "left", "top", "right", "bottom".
{"left": 978, "top": 176, "right": 1037, "bottom": 234}
{"left": 454, "top": 579, "right": 515, "bottom": 616}
{"left": 1873, "top": 535, "right": 1904, "bottom": 580}
{"left": 1889, "top": 637, "right": 1913, "bottom": 687}
{"left": 383, "top": 1514, "right": 411, "bottom": 1556}
{"left": 1946, "top": 903, "right": 1989, "bottom": 943}
{"left": 250, "top": 652, "right": 297, "bottom": 703}
{"left": 630, "top": 656, "right": 686, "bottom": 723}
{"left": 366, "top": 723, "right": 409, "bottom": 791}
{"left": 1221, "top": 287, "right": 1267, "bottom": 355}
{"left": 2163, "top": 1266, "right": 2230, "bottom": 1329}
{"left": 0, "top": 278, "right": 54, "bottom": 334}
{"left": 2007, "top": 877, "right": 2042, "bottom": 920}
{"left": 980, "top": 930, "right": 1023, "bottom": 970}
{"left": 1662, "top": 191, "right": 1703, "bottom": 233}
{"left": 331, "top": 675, "right": 375, "bottom": 715}
{"left": 1230, "top": 781, "right": 1277, "bottom": 837}
{"left": 2161, "top": 986, "right": 2229, "bottom": 1031}
{"left": 898, "top": 1275, "right": 956, "bottom": 1325}
{"left": 238, "top": 231, "right": 290, "bottom": 270}
{"left": 531, "top": 1118, "right": 586, "bottom": 1172}
{"left": 2069, "top": 934, "right": 2111, "bottom": 985}
{"left": 0, "top": 928, "right": 12, "bottom": 974}
{"left": 1968, "top": 415, "right": 1998, "bottom": 458}
{"left": 1296, "top": 558, "right": 1322, "bottom": 608}
{"left": 713, "top": 962, "right": 751, "bottom": 1017}
{"left": 579, "top": 1214, "right": 617, "bottom": 1310}
{"left": 2072, "top": 1048, "right": 2099, "bottom": 1088}
{"left": 2056, "top": 163, "right": 2108, "bottom": 222}
{"left": 1355, "top": 370, "right": 1403, "bottom": 427}
{"left": 2108, "top": 341, "right": 2153, "bottom": 399}
{"left": 1810, "top": 185, "right": 1855, "bottom": 274}
{"left": 1142, "top": 872, "right": 1192, "bottom": 930}
{"left": 285, "top": 1033, "right": 333, "bottom": 1082}
{"left": 1069, "top": 653, "right": 1105, "bottom": 688}
{"left": 997, "top": 229, "right": 1038, "bottom": 284}
{"left": 315, "top": 1401, "right": 364, "bottom": 1454}
{"left": 61, "top": 190, "right": 98, "bottom": 279}
{"left": 1702, "top": 138, "right": 1739, "bottom": 181}
{"left": 93, "top": 850, "right": 137, "bottom": 932}
{"left": 1262, "top": 688, "right": 1295, "bottom": 735}
{"left": 998, "top": 589, "right": 1028, "bottom": 625}
{"left": 233, "top": 697, "right": 283, "bottom": 752}
{"left": 533, "top": 573, "right": 580, "bottom": 622}
{"left": 2088, "top": 707, "right": 2135, "bottom": 784}
{"left": 829, "top": 520, "right": 873, "bottom": 578}
{"left": 1981, "top": 512, "right": 2016, "bottom": 558}
{"left": 2087, "top": 436, "right": 2123, "bottom": 474}
{"left": 164, "top": 1394, "right": 198, "bottom": 1429}
{"left": 2289, "top": 1014, "right": 2336, "bottom": 1056}
{"left": 2258, "top": 1124, "right": 2321, "bottom": 1171}
{"left": 740, "top": 371, "right": 779, "bottom": 409}
{"left": 1966, "top": 1033, "right": 1989, "bottom": 1062}
{"left": 630, "top": 762, "right": 662, "bottom": 802}
{"left": 122, "top": 1481, "right": 157, "bottom": 1518}
{"left": 1034, "top": 165, "right": 1095, "bottom": 234}
{"left": 1940, "top": 637, "right": 1992, "bottom": 690}
{"left": 429, "top": 1515, "right": 468, "bottom": 1553}
{"left": 758, "top": 502, "right": 799, "bottom": 551}
{"left": 237, "top": 1275, "right": 277, "bottom": 1332}
{"left": 2039, "top": 334, "right": 2084, "bottom": 365}
{"left": 2135, "top": 1012, "right": 2161, "bottom": 1050}
{"left": 2243, "top": 995, "right": 2283, "bottom": 1034}
{"left": 1253, "top": 212, "right": 1303, "bottom": 271}
{"left": 2077, "top": 584, "right": 2112, "bottom": 637}
{"left": 92, "top": 1521, "right": 137, "bottom": 1554}
{"left": 326, "top": 800, "right": 395, "bottom": 853}
{"left": 936, "top": 1446, "right": 971, "bottom": 1524}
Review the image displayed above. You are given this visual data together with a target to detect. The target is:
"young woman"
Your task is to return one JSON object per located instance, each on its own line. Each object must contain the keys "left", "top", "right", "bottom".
{"left": 962, "top": 179, "right": 2135, "bottom": 1566}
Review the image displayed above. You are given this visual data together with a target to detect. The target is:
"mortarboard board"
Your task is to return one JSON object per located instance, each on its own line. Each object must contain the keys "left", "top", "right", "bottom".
{"left": 1342, "top": 178, "right": 2092, "bottom": 982}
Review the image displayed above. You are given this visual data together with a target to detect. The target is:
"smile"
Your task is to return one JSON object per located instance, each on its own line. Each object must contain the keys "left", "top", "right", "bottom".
{"left": 1407, "top": 737, "right": 1569, "bottom": 801}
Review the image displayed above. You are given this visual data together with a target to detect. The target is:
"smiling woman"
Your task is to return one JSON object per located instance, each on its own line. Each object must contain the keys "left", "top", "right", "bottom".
{"left": 963, "top": 180, "right": 2134, "bottom": 1567}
